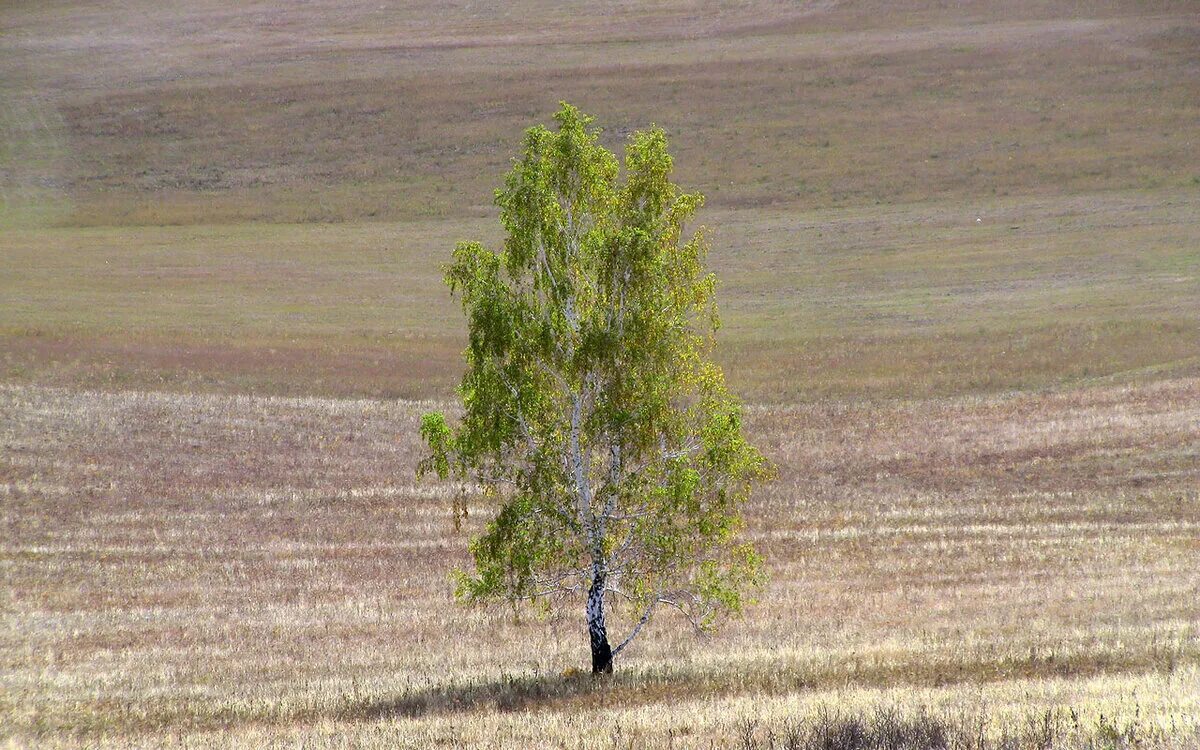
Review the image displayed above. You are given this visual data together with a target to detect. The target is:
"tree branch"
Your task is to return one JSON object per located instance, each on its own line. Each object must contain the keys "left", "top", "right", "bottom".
{"left": 612, "top": 594, "right": 667, "bottom": 656}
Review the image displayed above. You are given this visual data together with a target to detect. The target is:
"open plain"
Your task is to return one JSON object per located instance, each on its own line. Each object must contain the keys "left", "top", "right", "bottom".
{"left": 1, "top": 0, "right": 1198, "bottom": 746}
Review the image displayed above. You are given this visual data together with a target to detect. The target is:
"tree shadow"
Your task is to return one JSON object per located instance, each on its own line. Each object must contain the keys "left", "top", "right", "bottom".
{"left": 356, "top": 670, "right": 615, "bottom": 721}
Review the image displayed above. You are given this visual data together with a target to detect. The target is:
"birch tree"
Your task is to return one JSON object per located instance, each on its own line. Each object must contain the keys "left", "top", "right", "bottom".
{"left": 419, "top": 103, "right": 772, "bottom": 674}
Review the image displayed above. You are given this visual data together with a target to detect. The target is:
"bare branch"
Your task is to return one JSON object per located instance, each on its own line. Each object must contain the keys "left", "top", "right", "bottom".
{"left": 612, "top": 594, "right": 669, "bottom": 656}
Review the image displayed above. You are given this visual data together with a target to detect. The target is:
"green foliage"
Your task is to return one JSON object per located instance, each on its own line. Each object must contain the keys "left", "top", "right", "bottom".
{"left": 420, "top": 102, "right": 773, "bottom": 639}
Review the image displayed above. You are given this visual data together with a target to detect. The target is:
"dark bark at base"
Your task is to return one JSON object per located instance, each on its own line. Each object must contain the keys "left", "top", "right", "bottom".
{"left": 587, "top": 574, "right": 613, "bottom": 674}
{"left": 591, "top": 633, "right": 613, "bottom": 674}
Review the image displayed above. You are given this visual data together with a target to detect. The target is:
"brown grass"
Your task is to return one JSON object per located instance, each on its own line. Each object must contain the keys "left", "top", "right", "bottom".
{"left": 2, "top": 0, "right": 1197, "bottom": 401}
{"left": 2, "top": 0, "right": 1199, "bottom": 746}
{"left": 3, "top": 0, "right": 1198, "bottom": 227}
{"left": 1, "top": 378, "right": 1196, "bottom": 746}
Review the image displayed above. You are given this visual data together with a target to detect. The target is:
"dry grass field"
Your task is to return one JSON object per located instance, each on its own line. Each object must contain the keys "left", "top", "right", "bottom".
{"left": 2, "top": 0, "right": 1199, "bottom": 747}
{"left": 2, "top": 380, "right": 1198, "bottom": 747}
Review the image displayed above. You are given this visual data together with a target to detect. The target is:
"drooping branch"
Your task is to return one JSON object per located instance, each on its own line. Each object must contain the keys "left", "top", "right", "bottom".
{"left": 612, "top": 597, "right": 659, "bottom": 656}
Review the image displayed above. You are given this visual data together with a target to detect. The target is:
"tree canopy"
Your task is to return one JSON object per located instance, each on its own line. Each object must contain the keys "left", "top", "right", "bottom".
{"left": 420, "top": 102, "right": 772, "bottom": 673}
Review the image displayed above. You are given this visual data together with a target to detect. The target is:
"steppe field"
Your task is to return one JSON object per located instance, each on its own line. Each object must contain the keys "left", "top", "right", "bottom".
{"left": 2, "top": 0, "right": 1199, "bottom": 747}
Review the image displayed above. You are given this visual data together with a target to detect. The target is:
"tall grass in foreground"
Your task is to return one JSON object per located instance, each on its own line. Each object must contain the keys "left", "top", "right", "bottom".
{"left": 722, "top": 706, "right": 1199, "bottom": 750}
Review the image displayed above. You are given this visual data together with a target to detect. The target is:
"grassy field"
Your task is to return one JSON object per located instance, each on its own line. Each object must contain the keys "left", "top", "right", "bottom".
{"left": 2, "top": 0, "right": 1199, "bottom": 746}
{"left": 2, "top": 381, "right": 1197, "bottom": 747}
{"left": 3, "top": 192, "right": 1198, "bottom": 401}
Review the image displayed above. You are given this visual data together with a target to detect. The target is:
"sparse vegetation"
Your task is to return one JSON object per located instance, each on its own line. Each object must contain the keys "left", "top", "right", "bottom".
{"left": 1, "top": 379, "right": 1196, "bottom": 746}
{"left": 1, "top": 0, "right": 1197, "bottom": 746}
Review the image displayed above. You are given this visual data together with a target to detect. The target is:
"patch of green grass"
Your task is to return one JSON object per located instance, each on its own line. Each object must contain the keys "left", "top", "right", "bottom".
{"left": 2, "top": 190, "right": 1196, "bottom": 401}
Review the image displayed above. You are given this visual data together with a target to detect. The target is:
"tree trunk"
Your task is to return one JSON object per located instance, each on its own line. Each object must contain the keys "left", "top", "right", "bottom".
{"left": 587, "top": 573, "right": 613, "bottom": 674}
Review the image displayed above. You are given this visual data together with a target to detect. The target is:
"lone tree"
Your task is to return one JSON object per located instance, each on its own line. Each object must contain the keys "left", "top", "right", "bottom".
{"left": 420, "top": 103, "right": 772, "bottom": 674}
